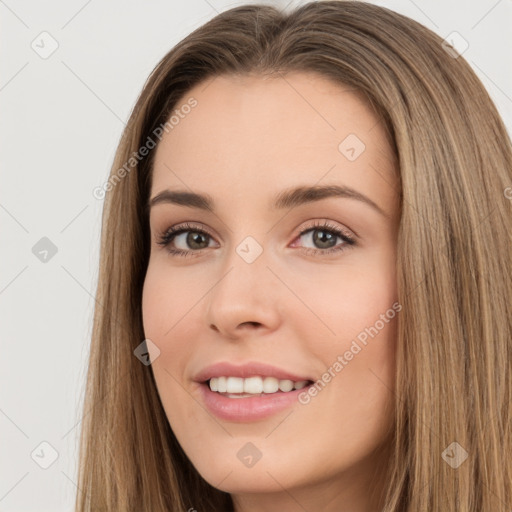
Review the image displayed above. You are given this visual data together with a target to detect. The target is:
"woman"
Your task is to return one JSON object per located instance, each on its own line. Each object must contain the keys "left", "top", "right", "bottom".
{"left": 76, "top": 1, "right": 512, "bottom": 511}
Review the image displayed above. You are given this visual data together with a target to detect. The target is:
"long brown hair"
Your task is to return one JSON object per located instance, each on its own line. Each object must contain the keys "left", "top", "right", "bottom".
{"left": 75, "top": 1, "right": 512, "bottom": 510}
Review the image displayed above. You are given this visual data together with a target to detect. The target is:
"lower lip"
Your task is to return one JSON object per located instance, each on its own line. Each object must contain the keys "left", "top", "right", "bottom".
{"left": 198, "top": 382, "right": 311, "bottom": 422}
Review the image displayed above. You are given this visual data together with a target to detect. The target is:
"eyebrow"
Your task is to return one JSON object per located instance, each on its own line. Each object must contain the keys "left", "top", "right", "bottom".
{"left": 148, "top": 184, "right": 389, "bottom": 218}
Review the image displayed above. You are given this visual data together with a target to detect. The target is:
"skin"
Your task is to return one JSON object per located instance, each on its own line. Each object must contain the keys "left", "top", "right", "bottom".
{"left": 142, "top": 72, "right": 401, "bottom": 512}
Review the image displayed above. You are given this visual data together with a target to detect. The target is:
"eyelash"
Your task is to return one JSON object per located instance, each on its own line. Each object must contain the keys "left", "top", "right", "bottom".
{"left": 156, "top": 220, "right": 356, "bottom": 258}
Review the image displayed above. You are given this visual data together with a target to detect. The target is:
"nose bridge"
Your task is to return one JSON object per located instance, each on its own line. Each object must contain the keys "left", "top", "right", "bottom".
{"left": 215, "top": 233, "right": 269, "bottom": 302}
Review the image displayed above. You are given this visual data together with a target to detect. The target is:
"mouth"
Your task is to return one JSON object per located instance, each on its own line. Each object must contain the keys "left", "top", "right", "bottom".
{"left": 194, "top": 361, "right": 316, "bottom": 421}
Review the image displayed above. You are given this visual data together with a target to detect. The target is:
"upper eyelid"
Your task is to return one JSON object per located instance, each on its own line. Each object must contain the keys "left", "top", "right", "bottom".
{"left": 164, "top": 222, "right": 216, "bottom": 239}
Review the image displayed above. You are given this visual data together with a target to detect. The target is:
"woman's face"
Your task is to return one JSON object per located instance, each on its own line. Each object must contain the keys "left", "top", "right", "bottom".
{"left": 142, "top": 72, "right": 401, "bottom": 511}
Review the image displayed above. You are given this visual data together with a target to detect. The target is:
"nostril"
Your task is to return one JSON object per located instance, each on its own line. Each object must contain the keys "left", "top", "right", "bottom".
{"left": 241, "top": 321, "right": 260, "bottom": 328}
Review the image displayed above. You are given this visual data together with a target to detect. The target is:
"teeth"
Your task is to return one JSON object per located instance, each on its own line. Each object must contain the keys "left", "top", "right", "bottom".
{"left": 217, "top": 376, "right": 227, "bottom": 393}
{"left": 227, "top": 376, "right": 244, "bottom": 393}
{"left": 208, "top": 376, "right": 310, "bottom": 395}
{"left": 262, "top": 377, "right": 278, "bottom": 393}
{"left": 244, "top": 376, "right": 263, "bottom": 394}
{"left": 279, "top": 379, "right": 294, "bottom": 392}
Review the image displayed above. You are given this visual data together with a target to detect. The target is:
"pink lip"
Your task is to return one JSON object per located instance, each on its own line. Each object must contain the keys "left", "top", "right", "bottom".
{"left": 193, "top": 361, "right": 313, "bottom": 383}
{"left": 198, "top": 382, "right": 312, "bottom": 422}
{"left": 193, "top": 361, "right": 314, "bottom": 422}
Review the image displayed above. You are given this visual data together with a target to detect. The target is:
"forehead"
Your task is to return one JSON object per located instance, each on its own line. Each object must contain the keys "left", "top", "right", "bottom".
{"left": 151, "top": 72, "right": 397, "bottom": 213}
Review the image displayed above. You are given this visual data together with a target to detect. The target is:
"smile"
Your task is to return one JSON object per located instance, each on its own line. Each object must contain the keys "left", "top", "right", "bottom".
{"left": 194, "top": 361, "right": 315, "bottom": 421}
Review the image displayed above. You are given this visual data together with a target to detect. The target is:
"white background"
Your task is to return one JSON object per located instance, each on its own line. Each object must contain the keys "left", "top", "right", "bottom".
{"left": 1, "top": 0, "right": 511, "bottom": 510}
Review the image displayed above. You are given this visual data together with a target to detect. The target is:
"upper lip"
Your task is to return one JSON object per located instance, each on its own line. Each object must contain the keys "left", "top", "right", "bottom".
{"left": 193, "top": 361, "right": 313, "bottom": 383}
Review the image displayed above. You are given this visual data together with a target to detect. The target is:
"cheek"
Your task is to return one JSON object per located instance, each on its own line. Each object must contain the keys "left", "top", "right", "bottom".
{"left": 141, "top": 265, "right": 201, "bottom": 428}
{"left": 141, "top": 261, "right": 199, "bottom": 340}
{"left": 141, "top": 263, "right": 194, "bottom": 384}
{"left": 290, "top": 254, "right": 398, "bottom": 347}
{"left": 290, "top": 260, "right": 398, "bottom": 439}
{"left": 290, "top": 283, "right": 398, "bottom": 478}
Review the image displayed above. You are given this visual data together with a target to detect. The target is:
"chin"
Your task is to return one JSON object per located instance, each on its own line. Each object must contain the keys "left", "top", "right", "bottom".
{"left": 198, "top": 462, "right": 304, "bottom": 494}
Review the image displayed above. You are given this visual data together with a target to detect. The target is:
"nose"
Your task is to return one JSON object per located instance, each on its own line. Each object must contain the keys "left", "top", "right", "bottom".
{"left": 204, "top": 244, "right": 282, "bottom": 340}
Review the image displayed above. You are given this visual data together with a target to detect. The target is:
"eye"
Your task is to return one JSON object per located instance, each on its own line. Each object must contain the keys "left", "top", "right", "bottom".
{"left": 292, "top": 220, "right": 356, "bottom": 256}
{"left": 156, "top": 220, "right": 356, "bottom": 258}
{"left": 156, "top": 222, "right": 216, "bottom": 258}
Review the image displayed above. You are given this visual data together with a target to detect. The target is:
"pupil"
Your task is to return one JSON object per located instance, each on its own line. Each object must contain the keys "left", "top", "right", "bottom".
{"left": 313, "top": 230, "right": 336, "bottom": 249}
